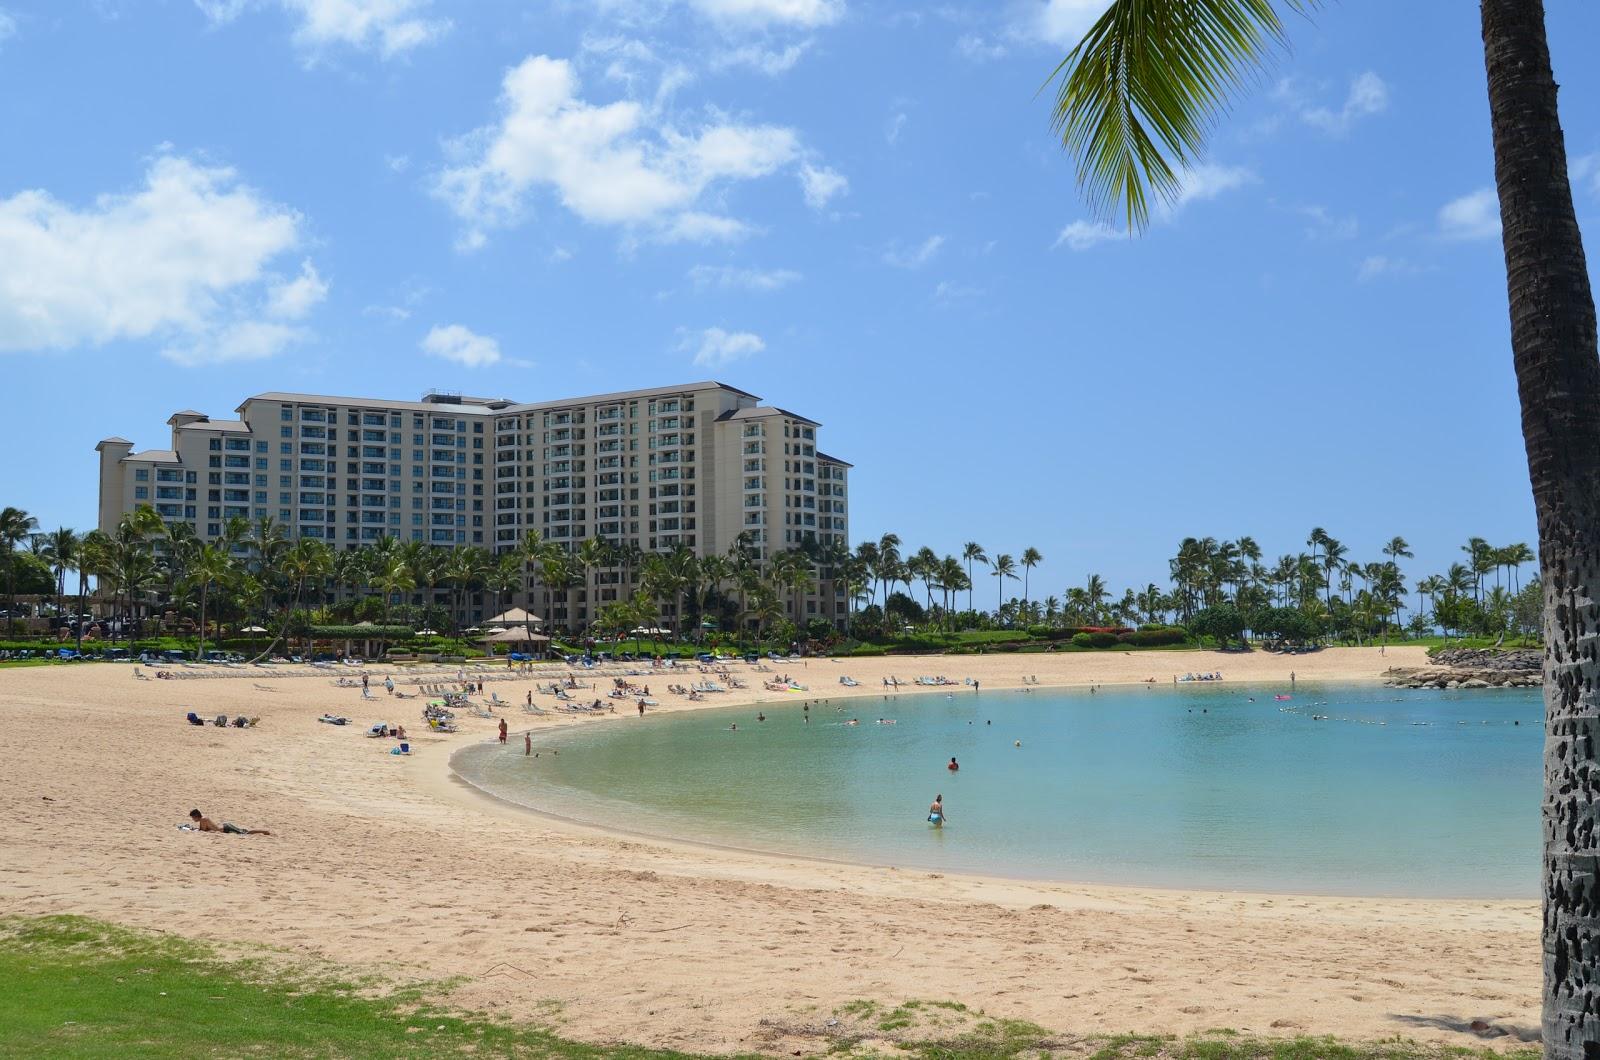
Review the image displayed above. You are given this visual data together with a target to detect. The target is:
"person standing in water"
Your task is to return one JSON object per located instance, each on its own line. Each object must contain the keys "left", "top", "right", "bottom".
{"left": 928, "top": 794, "right": 946, "bottom": 827}
{"left": 498, "top": 718, "right": 508, "bottom": 744}
{"left": 947, "top": 756, "right": 959, "bottom": 772}
{"left": 524, "top": 731, "right": 532, "bottom": 756}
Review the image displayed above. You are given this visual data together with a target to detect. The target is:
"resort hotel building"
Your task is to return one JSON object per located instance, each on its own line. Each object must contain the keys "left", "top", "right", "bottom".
{"left": 95, "top": 381, "right": 851, "bottom": 632}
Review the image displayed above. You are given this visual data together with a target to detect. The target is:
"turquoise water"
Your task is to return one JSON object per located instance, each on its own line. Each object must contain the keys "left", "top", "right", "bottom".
{"left": 453, "top": 683, "right": 1542, "bottom": 897}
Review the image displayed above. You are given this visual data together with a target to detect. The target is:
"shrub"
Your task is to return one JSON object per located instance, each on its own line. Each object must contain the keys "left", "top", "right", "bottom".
{"left": 1071, "top": 632, "right": 1094, "bottom": 648}
{"left": 1119, "top": 627, "right": 1189, "bottom": 647}
{"left": 1086, "top": 631, "right": 1121, "bottom": 648}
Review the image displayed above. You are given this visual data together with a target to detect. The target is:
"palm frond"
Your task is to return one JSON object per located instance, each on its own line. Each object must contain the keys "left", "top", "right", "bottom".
{"left": 1047, "top": 0, "right": 1316, "bottom": 231}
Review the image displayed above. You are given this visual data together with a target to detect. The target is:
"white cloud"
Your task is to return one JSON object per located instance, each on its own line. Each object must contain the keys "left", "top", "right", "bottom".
{"left": 798, "top": 162, "right": 847, "bottom": 211}
{"left": 1439, "top": 187, "right": 1501, "bottom": 240}
{"left": 688, "top": 264, "right": 801, "bottom": 291}
{"left": 1356, "top": 255, "right": 1423, "bottom": 282}
{"left": 710, "top": 41, "right": 809, "bottom": 75}
{"left": 956, "top": 34, "right": 1006, "bottom": 61}
{"left": 195, "top": 0, "right": 449, "bottom": 58}
{"left": 363, "top": 303, "right": 411, "bottom": 321}
{"left": 1052, "top": 219, "right": 1118, "bottom": 251}
{"left": 421, "top": 323, "right": 502, "bottom": 367}
{"left": 933, "top": 280, "right": 984, "bottom": 300}
{"left": 1299, "top": 71, "right": 1389, "bottom": 135}
{"left": 0, "top": 8, "right": 17, "bottom": 47}
{"left": 682, "top": 325, "right": 765, "bottom": 367}
{"left": 886, "top": 111, "right": 907, "bottom": 145}
{"left": 1296, "top": 204, "right": 1358, "bottom": 241}
{"left": 435, "top": 54, "right": 804, "bottom": 246}
{"left": 266, "top": 259, "right": 328, "bottom": 319}
{"left": 659, "top": 211, "right": 754, "bottom": 243}
{"left": 689, "top": 0, "right": 842, "bottom": 28}
{"left": 1570, "top": 152, "right": 1600, "bottom": 197}
{"left": 0, "top": 154, "right": 319, "bottom": 364}
{"left": 1054, "top": 164, "right": 1250, "bottom": 249}
{"left": 165, "top": 320, "right": 305, "bottom": 366}
{"left": 1024, "top": 0, "right": 1108, "bottom": 48}
{"left": 1172, "top": 163, "right": 1254, "bottom": 209}
{"left": 882, "top": 234, "right": 944, "bottom": 269}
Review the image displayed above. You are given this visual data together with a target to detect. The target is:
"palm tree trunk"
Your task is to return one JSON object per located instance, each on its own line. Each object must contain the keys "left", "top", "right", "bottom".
{"left": 1479, "top": 3, "right": 1600, "bottom": 1055}
{"left": 196, "top": 582, "right": 207, "bottom": 661}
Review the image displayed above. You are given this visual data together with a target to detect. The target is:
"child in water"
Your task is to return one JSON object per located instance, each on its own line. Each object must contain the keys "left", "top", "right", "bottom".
{"left": 928, "top": 794, "right": 946, "bottom": 827}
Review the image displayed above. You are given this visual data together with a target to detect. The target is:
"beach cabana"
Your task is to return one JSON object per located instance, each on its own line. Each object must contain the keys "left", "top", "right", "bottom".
{"left": 479, "top": 626, "right": 551, "bottom": 659}
{"left": 487, "top": 608, "right": 542, "bottom": 626}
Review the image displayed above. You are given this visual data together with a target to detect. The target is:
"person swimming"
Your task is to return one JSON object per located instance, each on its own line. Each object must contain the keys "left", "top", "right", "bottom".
{"left": 928, "top": 794, "right": 946, "bottom": 827}
{"left": 947, "top": 757, "right": 959, "bottom": 772}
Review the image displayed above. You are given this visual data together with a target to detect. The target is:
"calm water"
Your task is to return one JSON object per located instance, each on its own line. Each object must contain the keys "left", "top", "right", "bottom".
{"left": 454, "top": 683, "right": 1542, "bottom": 897}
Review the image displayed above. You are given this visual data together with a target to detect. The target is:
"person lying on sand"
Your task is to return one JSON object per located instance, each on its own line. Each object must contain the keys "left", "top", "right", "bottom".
{"left": 186, "top": 809, "right": 270, "bottom": 835}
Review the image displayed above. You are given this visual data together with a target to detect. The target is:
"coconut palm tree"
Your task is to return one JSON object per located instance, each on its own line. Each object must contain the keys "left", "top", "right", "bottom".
{"left": 1048, "top": 3, "right": 1598, "bottom": 1045}
{"left": 961, "top": 542, "right": 986, "bottom": 613}
{"left": 252, "top": 537, "right": 331, "bottom": 662}
{"left": 0, "top": 506, "right": 39, "bottom": 636}
{"left": 1020, "top": 547, "right": 1043, "bottom": 608}
{"left": 38, "top": 527, "right": 80, "bottom": 635}
{"left": 989, "top": 553, "right": 1017, "bottom": 616}
{"left": 183, "top": 543, "right": 234, "bottom": 660}
{"left": 1504, "top": 541, "right": 1536, "bottom": 593}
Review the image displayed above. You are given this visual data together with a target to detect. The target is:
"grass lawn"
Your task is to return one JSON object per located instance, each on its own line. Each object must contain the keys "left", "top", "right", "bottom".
{"left": 0, "top": 916, "right": 1536, "bottom": 1060}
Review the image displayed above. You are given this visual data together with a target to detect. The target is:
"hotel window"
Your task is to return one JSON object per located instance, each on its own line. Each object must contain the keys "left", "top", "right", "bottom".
{"left": 134, "top": 486, "right": 148, "bottom": 499}
{"left": 209, "top": 438, "right": 221, "bottom": 451}
{"left": 135, "top": 468, "right": 149, "bottom": 481}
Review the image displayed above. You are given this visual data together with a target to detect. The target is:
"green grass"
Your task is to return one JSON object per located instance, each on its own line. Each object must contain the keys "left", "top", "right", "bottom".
{"left": 0, "top": 917, "right": 1537, "bottom": 1060}
{"left": 0, "top": 916, "right": 703, "bottom": 1060}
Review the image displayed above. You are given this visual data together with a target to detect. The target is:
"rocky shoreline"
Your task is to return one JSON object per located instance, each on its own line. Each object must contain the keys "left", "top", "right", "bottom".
{"left": 1383, "top": 647, "right": 1542, "bottom": 690}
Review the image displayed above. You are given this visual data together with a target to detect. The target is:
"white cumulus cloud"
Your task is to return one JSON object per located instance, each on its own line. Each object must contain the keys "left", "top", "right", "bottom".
{"left": 421, "top": 323, "right": 502, "bottom": 367}
{"left": 1439, "top": 187, "right": 1501, "bottom": 240}
{"left": 682, "top": 326, "right": 765, "bottom": 367}
{"left": 435, "top": 54, "right": 805, "bottom": 247}
{"left": 1299, "top": 71, "right": 1389, "bottom": 135}
{"left": 690, "top": 0, "right": 842, "bottom": 28}
{"left": 799, "top": 163, "right": 847, "bottom": 211}
{"left": 0, "top": 154, "right": 320, "bottom": 365}
{"left": 1024, "top": 0, "right": 1108, "bottom": 48}
{"left": 882, "top": 234, "right": 944, "bottom": 269}
{"left": 195, "top": 0, "right": 450, "bottom": 58}
{"left": 688, "top": 264, "right": 801, "bottom": 291}
{"left": 1052, "top": 220, "right": 1118, "bottom": 251}
{"left": 266, "top": 259, "right": 329, "bottom": 319}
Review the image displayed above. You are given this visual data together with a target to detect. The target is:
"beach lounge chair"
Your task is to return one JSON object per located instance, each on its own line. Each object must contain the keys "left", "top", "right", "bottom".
{"left": 317, "top": 714, "right": 350, "bottom": 726}
{"left": 186, "top": 712, "right": 204, "bottom": 726}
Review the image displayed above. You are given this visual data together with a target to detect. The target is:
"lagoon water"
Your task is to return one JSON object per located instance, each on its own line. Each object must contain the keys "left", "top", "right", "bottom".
{"left": 454, "top": 683, "right": 1541, "bottom": 898}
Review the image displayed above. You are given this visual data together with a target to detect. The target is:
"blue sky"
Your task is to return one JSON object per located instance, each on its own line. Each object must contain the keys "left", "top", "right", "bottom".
{"left": 2, "top": 0, "right": 1596, "bottom": 596}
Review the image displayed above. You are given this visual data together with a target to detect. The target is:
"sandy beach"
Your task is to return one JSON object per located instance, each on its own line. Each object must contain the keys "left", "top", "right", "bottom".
{"left": 0, "top": 645, "right": 1540, "bottom": 1052}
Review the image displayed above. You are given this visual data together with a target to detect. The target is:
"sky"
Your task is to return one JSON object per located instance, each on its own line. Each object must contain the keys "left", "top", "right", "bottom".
{"left": 2, "top": 0, "right": 1596, "bottom": 599}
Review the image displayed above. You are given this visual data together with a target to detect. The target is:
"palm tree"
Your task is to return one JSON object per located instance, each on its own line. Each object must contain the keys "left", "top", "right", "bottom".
{"left": 252, "top": 537, "right": 331, "bottom": 662}
{"left": 1020, "top": 547, "right": 1043, "bottom": 608}
{"left": 875, "top": 533, "right": 902, "bottom": 612}
{"left": 989, "top": 553, "right": 1017, "bottom": 616}
{"left": 961, "top": 542, "right": 986, "bottom": 613}
{"left": 38, "top": 527, "right": 80, "bottom": 636}
{"left": 185, "top": 543, "right": 235, "bottom": 660}
{"left": 1320, "top": 536, "right": 1348, "bottom": 608}
{"left": 1504, "top": 541, "right": 1535, "bottom": 593}
{"left": 0, "top": 506, "right": 39, "bottom": 636}
{"left": 1049, "top": 4, "right": 1598, "bottom": 1045}
{"left": 1083, "top": 573, "right": 1108, "bottom": 625}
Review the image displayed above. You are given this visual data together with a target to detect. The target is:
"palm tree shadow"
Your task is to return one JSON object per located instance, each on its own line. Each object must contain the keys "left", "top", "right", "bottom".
{"left": 1389, "top": 1012, "right": 1539, "bottom": 1043}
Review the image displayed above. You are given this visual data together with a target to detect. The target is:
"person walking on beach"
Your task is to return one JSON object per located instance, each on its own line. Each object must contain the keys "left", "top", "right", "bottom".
{"left": 524, "top": 731, "right": 531, "bottom": 756}
{"left": 928, "top": 794, "right": 946, "bottom": 828}
{"left": 1290, "top": 670, "right": 1296, "bottom": 686}
{"left": 362, "top": 673, "right": 369, "bottom": 691}
{"left": 498, "top": 718, "right": 508, "bottom": 744}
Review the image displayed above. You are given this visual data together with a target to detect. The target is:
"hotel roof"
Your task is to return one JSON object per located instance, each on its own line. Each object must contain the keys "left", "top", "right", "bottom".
{"left": 236, "top": 380, "right": 762, "bottom": 416}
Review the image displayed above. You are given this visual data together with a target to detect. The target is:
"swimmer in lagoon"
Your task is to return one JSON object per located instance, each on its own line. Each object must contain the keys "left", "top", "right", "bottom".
{"left": 947, "top": 757, "right": 959, "bottom": 772}
{"left": 928, "top": 794, "right": 946, "bottom": 827}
